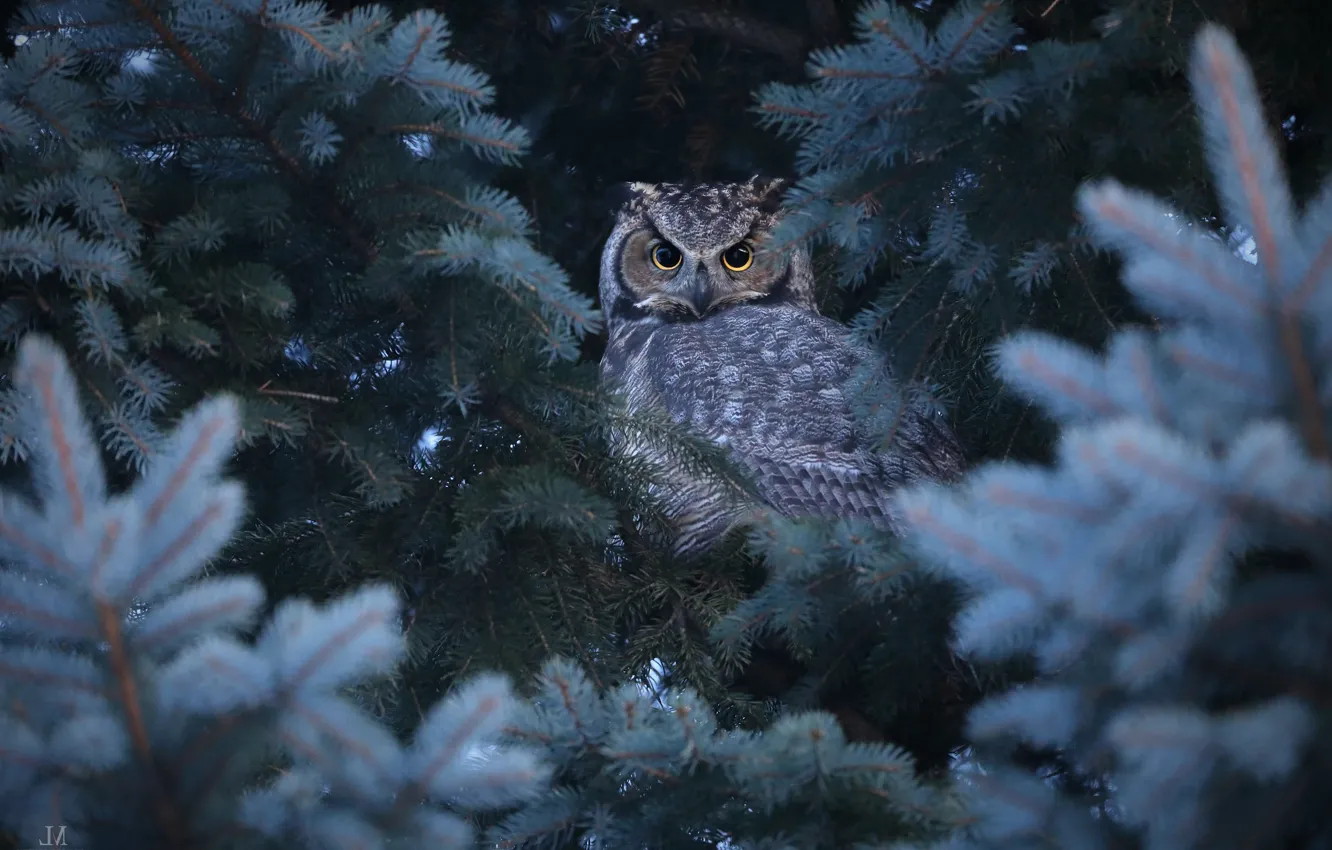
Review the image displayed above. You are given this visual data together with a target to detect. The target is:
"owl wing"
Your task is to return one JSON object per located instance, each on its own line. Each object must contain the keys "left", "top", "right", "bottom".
{"left": 603, "top": 309, "right": 965, "bottom": 548}
{"left": 600, "top": 326, "right": 763, "bottom": 554}
{"left": 738, "top": 402, "right": 964, "bottom": 532}
{"left": 705, "top": 313, "right": 965, "bottom": 529}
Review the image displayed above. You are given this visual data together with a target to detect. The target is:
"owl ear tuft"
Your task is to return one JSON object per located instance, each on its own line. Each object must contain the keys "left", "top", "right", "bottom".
{"left": 606, "top": 181, "right": 657, "bottom": 214}
{"left": 750, "top": 176, "right": 789, "bottom": 214}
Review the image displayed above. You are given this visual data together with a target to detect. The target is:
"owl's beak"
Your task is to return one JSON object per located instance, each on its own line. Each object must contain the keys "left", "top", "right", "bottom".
{"left": 685, "top": 268, "right": 715, "bottom": 316}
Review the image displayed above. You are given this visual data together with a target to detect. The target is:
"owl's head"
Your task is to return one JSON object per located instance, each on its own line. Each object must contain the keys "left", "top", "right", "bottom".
{"left": 599, "top": 177, "right": 816, "bottom": 332}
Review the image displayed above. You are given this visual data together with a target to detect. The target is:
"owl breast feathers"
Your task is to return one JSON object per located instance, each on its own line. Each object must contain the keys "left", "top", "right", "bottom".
{"left": 598, "top": 178, "right": 964, "bottom": 555}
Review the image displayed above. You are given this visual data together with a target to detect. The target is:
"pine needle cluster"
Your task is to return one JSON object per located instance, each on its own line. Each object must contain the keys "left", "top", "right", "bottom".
{"left": 897, "top": 26, "right": 1332, "bottom": 850}
{"left": 0, "top": 336, "right": 548, "bottom": 849}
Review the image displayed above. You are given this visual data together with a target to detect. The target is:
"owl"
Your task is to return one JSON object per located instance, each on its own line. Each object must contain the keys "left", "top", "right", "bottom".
{"left": 599, "top": 177, "right": 965, "bottom": 555}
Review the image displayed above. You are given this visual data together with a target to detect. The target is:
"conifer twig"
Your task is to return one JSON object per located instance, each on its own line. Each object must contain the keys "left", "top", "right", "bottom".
{"left": 125, "top": 0, "right": 377, "bottom": 263}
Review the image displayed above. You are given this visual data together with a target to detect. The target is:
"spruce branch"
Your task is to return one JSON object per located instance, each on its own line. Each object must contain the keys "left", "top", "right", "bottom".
{"left": 0, "top": 334, "right": 551, "bottom": 849}
{"left": 1192, "top": 31, "right": 1327, "bottom": 458}
{"left": 124, "top": 0, "right": 377, "bottom": 263}
{"left": 895, "top": 24, "right": 1332, "bottom": 850}
{"left": 492, "top": 659, "right": 964, "bottom": 848}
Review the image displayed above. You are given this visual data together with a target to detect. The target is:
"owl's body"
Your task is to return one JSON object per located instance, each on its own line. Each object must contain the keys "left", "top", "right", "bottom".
{"left": 599, "top": 179, "right": 963, "bottom": 554}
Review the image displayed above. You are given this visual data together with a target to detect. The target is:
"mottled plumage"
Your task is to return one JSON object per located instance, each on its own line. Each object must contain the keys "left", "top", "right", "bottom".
{"left": 599, "top": 178, "right": 964, "bottom": 554}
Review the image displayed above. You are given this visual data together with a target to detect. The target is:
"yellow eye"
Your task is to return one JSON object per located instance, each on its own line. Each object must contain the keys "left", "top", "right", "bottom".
{"left": 650, "top": 243, "right": 682, "bottom": 271}
{"left": 722, "top": 242, "right": 753, "bottom": 272}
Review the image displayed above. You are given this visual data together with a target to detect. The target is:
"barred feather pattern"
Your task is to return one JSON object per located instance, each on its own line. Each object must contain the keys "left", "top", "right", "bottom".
{"left": 600, "top": 180, "right": 964, "bottom": 555}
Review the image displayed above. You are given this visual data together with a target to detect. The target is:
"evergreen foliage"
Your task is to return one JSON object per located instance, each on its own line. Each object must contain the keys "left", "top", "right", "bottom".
{"left": 748, "top": 0, "right": 1321, "bottom": 462}
{"left": 0, "top": 335, "right": 549, "bottom": 849}
{"left": 0, "top": 0, "right": 984, "bottom": 783}
{"left": 491, "top": 658, "right": 968, "bottom": 849}
{"left": 0, "top": 0, "right": 622, "bottom": 732}
{"left": 0, "top": 1, "right": 982, "bottom": 845}
{"left": 897, "top": 25, "right": 1332, "bottom": 850}
{"left": 0, "top": 0, "right": 1329, "bottom": 847}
